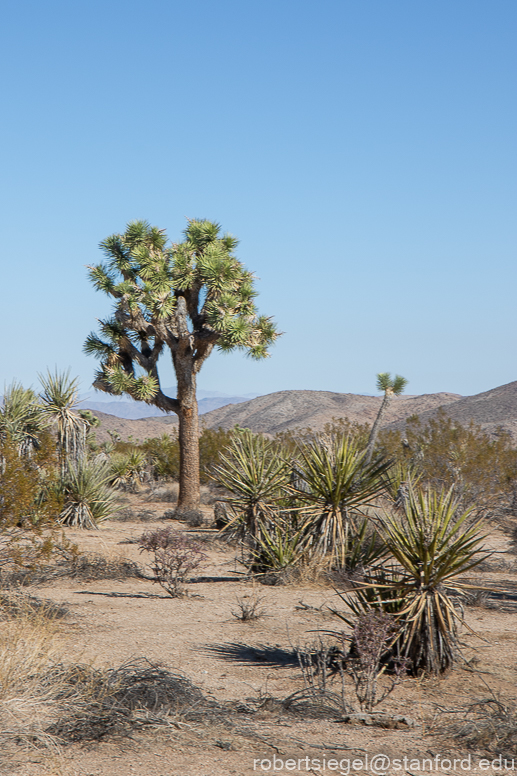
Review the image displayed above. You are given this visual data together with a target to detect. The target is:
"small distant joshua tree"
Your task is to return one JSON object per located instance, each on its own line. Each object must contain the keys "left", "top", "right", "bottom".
{"left": 365, "top": 372, "right": 408, "bottom": 463}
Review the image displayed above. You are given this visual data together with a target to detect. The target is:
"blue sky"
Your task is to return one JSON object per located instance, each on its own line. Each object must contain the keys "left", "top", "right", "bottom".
{"left": 1, "top": 0, "right": 515, "bottom": 400}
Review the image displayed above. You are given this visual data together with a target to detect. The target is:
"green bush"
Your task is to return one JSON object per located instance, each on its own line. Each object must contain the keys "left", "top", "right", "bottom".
{"left": 140, "top": 426, "right": 235, "bottom": 483}
{"left": 379, "top": 410, "right": 517, "bottom": 517}
{"left": 0, "top": 432, "right": 61, "bottom": 530}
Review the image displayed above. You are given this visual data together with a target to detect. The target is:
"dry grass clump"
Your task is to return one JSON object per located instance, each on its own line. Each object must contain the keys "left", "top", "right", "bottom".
{"left": 67, "top": 552, "right": 144, "bottom": 581}
{"left": 0, "top": 591, "right": 69, "bottom": 621}
{"left": 113, "top": 507, "right": 158, "bottom": 522}
{"left": 147, "top": 483, "right": 179, "bottom": 503}
{"left": 45, "top": 659, "right": 221, "bottom": 742}
{"left": 0, "top": 551, "right": 144, "bottom": 587}
{"left": 444, "top": 695, "right": 517, "bottom": 755}
{"left": 0, "top": 606, "right": 64, "bottom": 751}
{"left": 231, "top": 593, "right": 267, "bottom": 621}
{"left": 0, "top": 596, "right": 223, "bottom": 752}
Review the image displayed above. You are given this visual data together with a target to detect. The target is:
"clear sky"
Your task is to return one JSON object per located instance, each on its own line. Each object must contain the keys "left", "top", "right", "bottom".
{"left": 1, "top": 0, "right": 516, "bottom": 400}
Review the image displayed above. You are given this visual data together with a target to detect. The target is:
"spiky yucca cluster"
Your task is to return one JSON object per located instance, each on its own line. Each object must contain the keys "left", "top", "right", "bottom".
{"left": 84, "top": 219, "right": 278, "bottom": 404}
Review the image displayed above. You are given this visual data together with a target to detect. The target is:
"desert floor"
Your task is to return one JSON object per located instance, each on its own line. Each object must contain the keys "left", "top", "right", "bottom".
{"left": 4, "top": 489, "right": 517, "bottom": 776}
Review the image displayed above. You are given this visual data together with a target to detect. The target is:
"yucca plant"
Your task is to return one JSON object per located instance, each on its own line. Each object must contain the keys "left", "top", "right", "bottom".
{"left": 0, "top": 383, "right": 47, "bottom": 456}
{"left": 380, "top": 486, "right": 489, "bottom": 673}
{"left": 211, "top": 428, "right": 290, "bottom": 539}
{"left": 331, "top": 518, "right": 388, "bottom": 579}
{"left": 291, "top": 434, "right": 391, "bottom": 563}
{"left": 59, "top": 462, "right": 119, "bottom": 529}
{"left": 250, "top": 511, "right": 311, "bottom": 572}
{"left": 39, "top": 370, "right": 88, "bottom": 476}
{"left": 338, "top": 486, "right": 489, "bottom": 675}
{"left": 331, "top": 566, "right": 408, "bottom": 626}
{"left": 109, "top": 450, "right": 148, "bottom": 491}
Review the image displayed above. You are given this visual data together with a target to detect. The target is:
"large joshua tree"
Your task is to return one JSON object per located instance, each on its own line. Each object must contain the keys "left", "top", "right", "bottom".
{"left": 84, "top": 219, "right": 279, "bottom": 517}
{"left": 365, "top": 372, "right": 408, "bottom": 463}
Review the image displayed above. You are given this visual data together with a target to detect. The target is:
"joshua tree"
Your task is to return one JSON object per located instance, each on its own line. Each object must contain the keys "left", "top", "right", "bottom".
{"left": 84, "top": 219, "right": 278, "bottom": 517}
{"left": 365, "top": 373, "right": 408, "bottom": 463}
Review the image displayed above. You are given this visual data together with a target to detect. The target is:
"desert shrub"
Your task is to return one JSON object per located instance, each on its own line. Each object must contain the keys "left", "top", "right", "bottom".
{"left": 68, "top": 552, "right": 144, "bottom": 580}
{"left": 274, "top": 417, "right": 370, "bottom": 458}
{"left": 141, "top": 432, "right": 180, "bottom": 480}
{"left": 0, "top": 638, "right": 220, "bottom": 749}
{"left": 291, "top": 617, "right": 406, "bottom": 717}
{"left": 342, "top": 612, "right": 407, "bottom": 712}
{"left": 199, "top": 426, "right": 236, "bottom": 483}
{"left": 231, "top": 592, "right": 267, "bottom": 621}
{"left": 140, "top": 426, "right": 235, "bottom": 484}
{"left": 45, "top": 659, "right": 222, "bottom": 742}
{"left": 0, "top": 432, "right": 61, "bottom": 529}
{"left": 0, "top": 547, "right": 141, "bottom": 587}
{"left": 0, "top": 432, "right": 69, "bottom": 573}
{"left": 137, "top": 527, "right": 207, "bottom": 596}
{"left": 379, "top": 410, "right": 517, "bottom": 518}
{"left": 446, "top": 695, "right": 517, "bottom": 755}
{"left": 292, "top": 638, "right": 348, "bottom": 715}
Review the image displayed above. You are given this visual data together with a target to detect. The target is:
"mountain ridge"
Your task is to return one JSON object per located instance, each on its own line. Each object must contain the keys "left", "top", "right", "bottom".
{"left": 87, "top": 381, "right": 517, "bottom": 445}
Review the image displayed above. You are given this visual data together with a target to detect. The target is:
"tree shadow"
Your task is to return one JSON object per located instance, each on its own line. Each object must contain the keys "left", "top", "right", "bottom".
{"left": 203, "top": 642, "right": 299, "bottom": 667}
{"left": 74, "top": 590, "right": 169, "bottom": 600}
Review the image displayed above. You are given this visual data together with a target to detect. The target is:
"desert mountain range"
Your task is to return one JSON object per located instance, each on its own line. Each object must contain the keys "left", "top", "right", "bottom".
{"left": 89, "top": 380, "right": 517, "bottom": 444}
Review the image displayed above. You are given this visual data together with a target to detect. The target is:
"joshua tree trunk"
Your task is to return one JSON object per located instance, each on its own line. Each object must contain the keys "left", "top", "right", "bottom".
{"left": 176, "top": 372, "right": 200, "bottom": 515}
{"left": 365, "top": 389, "right": 393, "bottom": 464}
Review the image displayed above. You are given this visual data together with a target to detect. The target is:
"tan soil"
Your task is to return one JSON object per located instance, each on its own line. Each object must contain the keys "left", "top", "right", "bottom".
{"left": 5, "top": 493, "right": 517, "bottom": 776}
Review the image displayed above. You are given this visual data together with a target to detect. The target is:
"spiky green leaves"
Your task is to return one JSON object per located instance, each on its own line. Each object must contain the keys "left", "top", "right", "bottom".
{"left": 339, "top": 485, "right": 490, "bottom": 675}
{"left": 291, "top": 434, "right": 391, "bottom": 562}
{"left": 0, "top": 382, "right": 47, "bottom": 453}
{"left": 211, "top": 429, "right": 290, "bottom": 536}
{"left": 381, "top": 486, "right": 487, "bottom": 586}
{"left": 86, "top": 218, "right": 279, "bottom": 403}
{"left": 376, "top": 373, "right": 408, "bottom": 396}
{"left": 102, "top": 367, "right": 159, "bottom": 403}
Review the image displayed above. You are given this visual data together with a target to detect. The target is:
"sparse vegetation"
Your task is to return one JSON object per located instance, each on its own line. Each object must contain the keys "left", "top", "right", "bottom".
{"left": 379, "top": 410, "right": 517, "bottom": 519}
{"left": 231, "top": 592, "right": 267, "bottom": 621}
{"left": 137, "top": 527, "right": 207, "bottom": 597}
{"left": 2, "top": 369, "right": 517, "bottom": 770}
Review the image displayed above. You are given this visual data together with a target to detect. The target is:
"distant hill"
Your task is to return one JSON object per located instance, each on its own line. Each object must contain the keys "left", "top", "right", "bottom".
{"left": 89, "top": 410, "right": 178, "bottom": 443}
{"left": 194, "top": 390, "right": 462, "bottom": 435}
{"left": 79, "top": 395, "right": 253, "bottom": 420}
{"left": 88, "top": 382, "right": 517, "bottom": 445}
{"left": 386, "top": 380, "right": 517, "bottom": 442}
{"left": 89, "top": 389, "right": 461, "bottom": 443}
